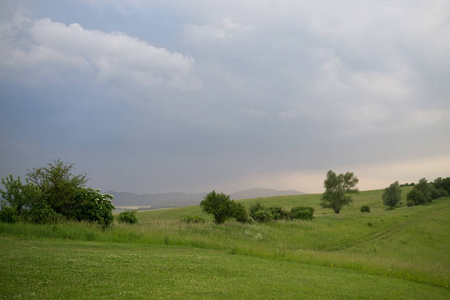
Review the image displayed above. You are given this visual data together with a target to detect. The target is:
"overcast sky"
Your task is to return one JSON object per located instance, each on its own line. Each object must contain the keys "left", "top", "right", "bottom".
{"left": 1, "top": 0, "right": 449, "bottom": 194}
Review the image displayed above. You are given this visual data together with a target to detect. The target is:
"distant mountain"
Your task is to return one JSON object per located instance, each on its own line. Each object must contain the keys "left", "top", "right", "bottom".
{"left": 230, "top": 188, "right": 304, "bottom": 200}
{"left": 109, "top": 188, "right": 304, "bottom": 210}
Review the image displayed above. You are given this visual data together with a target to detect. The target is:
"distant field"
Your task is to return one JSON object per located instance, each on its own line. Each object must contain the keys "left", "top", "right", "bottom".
{"left": 1, "top": 188, "right": 449, "bottom": 299}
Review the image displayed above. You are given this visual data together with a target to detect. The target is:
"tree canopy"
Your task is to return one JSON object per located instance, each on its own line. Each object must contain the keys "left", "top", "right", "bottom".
{"left": 382, "top": 181, "right": 402, "bottom": 209}
{"left": 320, "top": 170, "right": 359, "bottom": 213}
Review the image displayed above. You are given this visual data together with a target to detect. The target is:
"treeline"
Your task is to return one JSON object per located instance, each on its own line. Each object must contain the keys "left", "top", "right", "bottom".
{"left": 383, "top": 177, "right": 449, "bottom": 209}
{"left": 0, "top": 160, "right": 115, "bottom": 226}
{"left": 199, "top": 190, "right": 314, "bottom": 224}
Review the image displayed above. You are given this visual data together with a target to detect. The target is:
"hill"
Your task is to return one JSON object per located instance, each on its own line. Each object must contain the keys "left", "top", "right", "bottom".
{"left": 109, "top": 188, "right": 304, "bottom": 209}
{"left": 1, "top": 188, "right": 449, "bottom": 299}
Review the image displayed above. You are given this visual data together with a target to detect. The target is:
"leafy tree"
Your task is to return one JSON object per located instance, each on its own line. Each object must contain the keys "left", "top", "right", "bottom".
{"left": 432, "top": 177, "right": 450, "bottom": 194}
{"left": 200, "top": 190, "right": 236, "bottom": 224}
{"left": 407, "top": 178, "right": 432, "bottom": 205}
{"left": 0, "top": 175, "right": 27, "bottom": 215}
{"left": 320, "top": 170, "right": 359, "bottom": 213}
{"left": 72, "top": 188, "right": 115, "bottom": 227}
{"left": 382, "top": 181, "right": 402, "bottom": 209}
{"left": 26, "top": 159, "right": 87, "bottom": 217}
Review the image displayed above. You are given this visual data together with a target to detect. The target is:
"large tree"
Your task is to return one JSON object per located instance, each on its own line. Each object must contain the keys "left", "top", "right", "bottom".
{"left": 382, "top": 181, "right": 402, "bottom": 209}
{"left": 320, "top": 170, "right": 359, "bottom": 213}
{"left": 200, "top": 190, "right": 237, "bottom": 224}
{"left": 26, "top": 159, "right": 87, "bottom": 217}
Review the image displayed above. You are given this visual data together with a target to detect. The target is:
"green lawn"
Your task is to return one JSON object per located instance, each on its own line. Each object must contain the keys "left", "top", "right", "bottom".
{"left": 0, "top": 188, "right": 449, "bottom": 299}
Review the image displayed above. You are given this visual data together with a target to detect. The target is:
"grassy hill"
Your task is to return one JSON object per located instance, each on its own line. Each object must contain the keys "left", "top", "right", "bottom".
{"left": 1, "top": 187, "right": 449, "bottom": 299}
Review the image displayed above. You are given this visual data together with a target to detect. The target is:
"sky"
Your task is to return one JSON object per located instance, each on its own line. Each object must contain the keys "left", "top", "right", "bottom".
{"left": 0, "top": 0, "right": 449, "bottom": 194}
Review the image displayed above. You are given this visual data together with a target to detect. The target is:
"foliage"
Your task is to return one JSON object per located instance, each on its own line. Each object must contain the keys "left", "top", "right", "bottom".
{"left": 290, "top": 206, "right": 314, "bottom": 220}
{"left": 360, "top": 205, "right": 371, "bottom": 213}
{"left": 26, "top": 159, "right": 87, "bottom": 217}
{"left": 320, "top": 170, "right": 359, "bottom": 213}
{"left": 407, "top": 178, "right": 432, "bottom": 206}
{"left": 0, "top": 160, "right": 114, "bottom": 226}
{"left": 0, "top": 175, "right": 27, "bottom": 215}
{"left": 72, "top": 189, "right": 115, "bottom": 227}
{"left": 118, "top": 210, "right": 138, "bottom": 224}
{"left": 382, "top": 181, "right": 402, "bottom": 209}
{"left": 268, "top": 206, "right": 290, "bottom": 220}
{"left": 183, "top": 215, "right": 206, "bottom": 224}
{"left": 200, "top": 190, "right": 236, "bottom": 224}
{"left": 249, "top": 202, "right": 274, "bottom": 222}
{"left": 232, "top": 202, "right": 250, "bottom": 223}
{"left": 0, "top": 207, "right": 18, "bottom": 223}
{"left": 432, "top": 177, "right": 450, "bottom": 194}
{"left": 252, "top": 209, "right": 273, "bottom": 222}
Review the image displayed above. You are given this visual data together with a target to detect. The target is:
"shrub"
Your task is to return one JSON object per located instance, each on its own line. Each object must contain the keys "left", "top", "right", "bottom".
{"left": 290, "top": 206, "right": 314, "bottom": 220}
{"left": 407, "top": 178, "right": 432, "bottom": 205}
{"left": 117, "top": 210, "right": 138, "bottom": 224}
{"left": 183, "top": 215, "right": 205, "bottom": 224}
{"left": 0, "top": 207, "right": 19, "bottom": 223}
{"left": 232, "top": 203, "right": 250, "bottom": 223}
{"left": 268, "top": 206, "right": 290, "bottom": 220}
{"left": 360, "top": 205, "right": 371, "bottom": 213}
{"left": 249, "top": 202, "right": 274, "bottom": 222}
{"left": 252, "top": 209, "right": 273, "bottom": 222}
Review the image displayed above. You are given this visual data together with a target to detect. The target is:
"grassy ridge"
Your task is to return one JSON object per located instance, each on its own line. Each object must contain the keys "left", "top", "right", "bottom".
{"left": 0, "top": 188, "right": 449, "bottom": 298}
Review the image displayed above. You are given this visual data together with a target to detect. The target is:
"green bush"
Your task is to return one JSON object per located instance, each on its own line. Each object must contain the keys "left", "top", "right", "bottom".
{"left": 290, "top": 206, "right": 314, "bottom": 220}
{"left": 183, "top": 215, "right": 205, "bottom": 224}
{"left": 360, "top": 205, "right": 371, "bottom": 213}
{"left": 118, "top": 211, "right": 138, "bottom": 224}
{"left": 252, "top": 209, "right": 273, "bottom": 222}
{"left": 268, "top": 206, "right": 290, "bottom": 220}
{"left": 0, "top": 207, "right": 19, "bottom": 223}
{"left": 232, "top": 203, "right": 250, "bottom": 223}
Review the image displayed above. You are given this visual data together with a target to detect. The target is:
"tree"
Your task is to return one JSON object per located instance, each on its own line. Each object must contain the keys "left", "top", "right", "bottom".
{"left": 382, "top": 181, "right": 402, "bottom": 209}
{"left": 200, "top": 190, "right": 236, "bottom": 224}
{"left": 26, "top": 159, "right": 87, "bottom": 217}
{"left": 407, "top": 178, "right": 432, "bottom": 205}
{"left": 0, "top": 160, "right": 114, "bottom": 226}
{"left": 320, "top": 170, "right": 359, "bottom": 213}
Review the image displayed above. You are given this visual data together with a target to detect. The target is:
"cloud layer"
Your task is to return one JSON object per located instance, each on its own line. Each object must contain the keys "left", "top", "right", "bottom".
{"left": 0, "top": 0, "right": 449, "bottom": 194}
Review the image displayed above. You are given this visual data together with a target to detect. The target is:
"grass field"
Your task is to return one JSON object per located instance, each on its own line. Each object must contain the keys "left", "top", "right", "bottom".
{"left": 1, "top": 188, "right": 449, "bottom": 299}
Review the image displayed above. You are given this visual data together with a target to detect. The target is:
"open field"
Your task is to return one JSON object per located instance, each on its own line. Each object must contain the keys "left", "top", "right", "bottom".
{"left": 1, "top": 188, "right": 449, "bottom": 299}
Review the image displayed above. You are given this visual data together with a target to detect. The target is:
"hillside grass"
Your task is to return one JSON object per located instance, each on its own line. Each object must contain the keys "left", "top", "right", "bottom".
{"left": 1, "top": 187, "right": 449, "bottom": 298}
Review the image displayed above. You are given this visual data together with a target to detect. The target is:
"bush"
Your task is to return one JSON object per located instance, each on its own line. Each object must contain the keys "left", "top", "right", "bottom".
{"left": 117, "top": 210, "right": 138, "bottom": 224}
{"left": 360, "top": 205, "right": 371, "bottom": 213}
{"left": 232, "top": 203, "right": 250, "bottom": 223}
{"left": 407, "top": 178, "right": 432, "bottom": 205}
{"left": 252, "top": 209, "right": 273, "bottom": 222}
{"left": 0, "top": 207, "right": 19, "bottom": 223}
{"left": 268, "top": 206, "right": 290, "bottom": 220}
{"left": 290, "top": 206, "right": 314, "bottom": 220}
{"left": 249, "top": 202, "right": 274, "bottom": 222}
{"left": 183, "top": 215, "right": 205, "bottom": 224}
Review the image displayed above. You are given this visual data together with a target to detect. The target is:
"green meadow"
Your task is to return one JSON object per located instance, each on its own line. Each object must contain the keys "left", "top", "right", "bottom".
{"left": 1, "top": 188, "right": 449, "bottom": 299}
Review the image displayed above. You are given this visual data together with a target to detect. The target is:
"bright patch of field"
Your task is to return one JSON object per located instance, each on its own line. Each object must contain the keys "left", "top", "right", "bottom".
{"left": 0, "top": 237, "right": 448, "bottom": 299}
